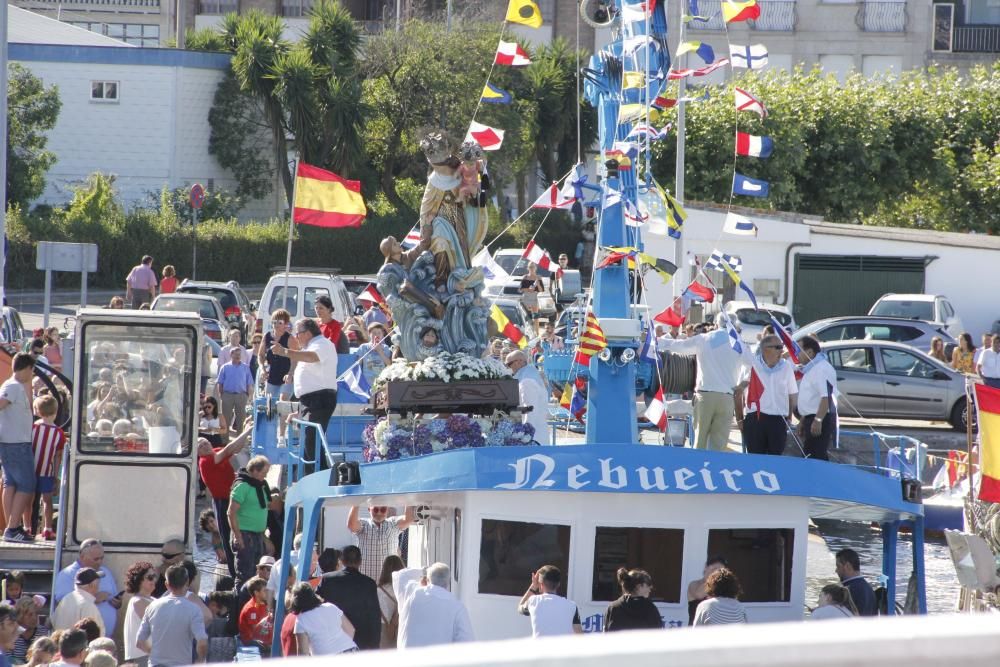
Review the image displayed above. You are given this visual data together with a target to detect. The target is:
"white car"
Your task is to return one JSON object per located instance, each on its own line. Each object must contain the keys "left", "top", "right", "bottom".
{"left": 487, "top": 249, "right": 558, "bottom": 319}
{"left": 868, "top": 293, "right": 964, "bottom": 339}
{"left": 258, "top": 272, "right": 354, "bottom": 337}
{"left": 724, "top": 300, "right": 796, "bottom": 346}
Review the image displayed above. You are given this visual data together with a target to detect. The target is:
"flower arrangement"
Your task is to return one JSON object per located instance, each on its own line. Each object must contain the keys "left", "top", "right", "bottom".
{"left": 362, "top": 413, "right": 535, "bottom": 462}
{"left": 371, "top": 352, "right": 511, "bottom": 395}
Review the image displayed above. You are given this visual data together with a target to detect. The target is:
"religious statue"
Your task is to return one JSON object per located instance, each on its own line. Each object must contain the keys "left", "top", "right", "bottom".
{"left": 375, "top": 130, "right": 491, "bottom": 361}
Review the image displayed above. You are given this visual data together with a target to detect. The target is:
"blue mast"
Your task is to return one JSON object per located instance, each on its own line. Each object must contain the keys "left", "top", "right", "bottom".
{"left": 583, "top": 3, "right": 670, "bottom": 445}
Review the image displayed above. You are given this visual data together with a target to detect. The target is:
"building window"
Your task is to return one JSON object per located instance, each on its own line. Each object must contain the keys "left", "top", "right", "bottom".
{"left": 592, "top": 526, "right": 684, "bottom": 603}
{"left": 478, "top": 519, "right": 571, "bottom": 596}
{"left": 282, "top": 0, "right": 315, "bottom": 17}
{"left": 91, "top": 81, "right": 119, "bottom": 102}
{"left": 68, "top": 21, "right": 160, "bottom": 46}
{"left": 706, "top": 528, "right": 794, "bottom": 602}
{"left": 752, "top": 278, "right": 780, "bottom": 303}
{"left": 200, "top": 0, "right": 238, "bottom": 15}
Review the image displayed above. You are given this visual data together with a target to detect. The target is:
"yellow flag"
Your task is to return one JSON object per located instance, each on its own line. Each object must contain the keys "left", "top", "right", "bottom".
{"left": 622, "top": 72, "right": 645, "bottom": 89}
{"left": 506, "top": 0, "right": 543, "bottom": 28}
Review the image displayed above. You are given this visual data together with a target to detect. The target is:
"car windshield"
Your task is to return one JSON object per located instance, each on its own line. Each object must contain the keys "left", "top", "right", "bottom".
{"left": 498, "top": 304, "right": 524, "bottom": 328}
{"left": 154, "top": 297, "right": 218, "bottom": 321}
{"left": 870, "top": 300, "right": 934, "bottom": 321}
{"left": 735, "top": 309, "right": 791, "bottom": 327}
{"left": 181, "top": 287, "right": 237, "bottom": 311}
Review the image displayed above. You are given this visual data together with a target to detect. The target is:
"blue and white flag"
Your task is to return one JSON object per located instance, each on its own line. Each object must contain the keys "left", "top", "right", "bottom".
{"left": 729, "top": 43, "right": 768, "bottom": 70}
{"left": 724, "top": 314, "right": 743, "bottom": 354}
{"left": 338, "top": 363, "right": 371, "bottom": 402}
{"left": 723, "top": 211, "right": 758, "bottom": 237}
{"left": 705, "top": 249, "right": 742, "bottom": 273}
{"left": 733, "top": 173, "right": 770, "bottom": 198}
{"left": 472, "top": 248, "right": 510, "bottom": 282}
{"left": 639, "top": 325, "right": 658, "bottom": 363}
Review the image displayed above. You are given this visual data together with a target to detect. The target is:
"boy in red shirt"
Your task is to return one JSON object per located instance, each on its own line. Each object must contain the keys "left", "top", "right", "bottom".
{"left": 239, "top": 576, "right": 273, "bottom": 655}
{"left": 29, "top": 394, "right": 66, "bottom": 540}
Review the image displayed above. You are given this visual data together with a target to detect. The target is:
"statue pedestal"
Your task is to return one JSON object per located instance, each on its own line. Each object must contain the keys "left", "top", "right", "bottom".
{"left": 377, "top": 378, "right": 519, "bottom": 417}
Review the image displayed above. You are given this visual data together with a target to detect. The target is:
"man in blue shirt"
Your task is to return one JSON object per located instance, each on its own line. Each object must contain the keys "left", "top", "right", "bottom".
{"left": 216, "top": 348, "right": 254, "bottom": 432}
{"left": 835, "top": 548, "right": 877, "bottom": 616}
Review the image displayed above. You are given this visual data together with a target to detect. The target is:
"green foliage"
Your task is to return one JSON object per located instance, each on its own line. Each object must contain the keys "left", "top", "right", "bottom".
{"left": 184, "top": 27, "right": 228, "bottom": 51}
{"left": 651, "top": 64, "right": 1000, "bottom": 232}
{"left": 8, "top": 63, "right": 61, "bottom": 208}
{"left": 152, "top": 185, "right": 244, "bottom": 224}
{"left": 206, "top": 71, "right": 275, "bottom": 201}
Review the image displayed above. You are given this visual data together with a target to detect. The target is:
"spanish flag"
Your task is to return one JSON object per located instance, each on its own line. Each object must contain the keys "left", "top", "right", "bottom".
{"left": 490, "top": 304, "right": 527, "bottom": 349}
{"left": 292, "top": 162, "right": 366, "bottom": 228}
{"left": 722, "top": 0, "right": 760, "bottom": 22}
{"left": 506, "top": 0, "right": 543, "bottom": 28}
{"left": 974, "top": 384, "right": 1000, "bottom": 502}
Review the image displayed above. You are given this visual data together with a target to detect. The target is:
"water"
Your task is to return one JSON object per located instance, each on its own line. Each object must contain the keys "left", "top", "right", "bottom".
{"left": 805, "top": 521, "right": 959, "bottom": 614}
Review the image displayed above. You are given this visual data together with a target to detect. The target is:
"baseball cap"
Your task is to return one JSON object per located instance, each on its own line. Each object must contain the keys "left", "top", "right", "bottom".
{"left": 75, "top": 568, "right": 105, "bottom": 586}
{"left": 257, "top": 556, "right": 276, "bottom": 568}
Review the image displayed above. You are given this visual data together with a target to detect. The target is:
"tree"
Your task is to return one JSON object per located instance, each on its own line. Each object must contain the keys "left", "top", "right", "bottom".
{"left": 206, "top": 71, "right": 275, "bottom": 201}
{"left": 8, "top": 63, "right": 61, "bottom": 208}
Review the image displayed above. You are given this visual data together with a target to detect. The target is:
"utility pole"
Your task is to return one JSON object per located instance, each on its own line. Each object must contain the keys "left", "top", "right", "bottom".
{"left": 0, "top": 0, "right": 8, "bottom": 307}
{"left": 176, "top": 0, "right": 185, "bottom": 49}
{"left": 673, "top": 1, "right": 687, "bottom": 296}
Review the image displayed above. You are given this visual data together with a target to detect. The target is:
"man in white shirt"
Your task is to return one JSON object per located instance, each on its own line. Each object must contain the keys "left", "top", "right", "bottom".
{"left": 271, "top": 318, "right": 339, "bottom": 474}
{"left": 734, "top": 334, "right": 798, "bottom": 456}
{"left": 50, "top": 568, "right": 106, "bottom": 635}
{"left": 393, "top": 563, "right": 474, "bottom": 648}
{"left": 659, "top": 314, "right": 746, "bottom": 451}
{"left": 977, "top": 335, "right": 1000, "bottom": 390}
{"left": 505, "top": 350, "right": 551, "bottom": 445}
{"left": 517, "top": 565, "right": 582, "bottom": 637}
{"left": 796, "top": 335, "right": 839, "bottom": 461}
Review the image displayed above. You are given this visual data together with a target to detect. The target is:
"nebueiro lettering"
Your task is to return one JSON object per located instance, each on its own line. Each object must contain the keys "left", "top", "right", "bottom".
{"left": 493, "top": 455, "right": 782, "bottom": 494}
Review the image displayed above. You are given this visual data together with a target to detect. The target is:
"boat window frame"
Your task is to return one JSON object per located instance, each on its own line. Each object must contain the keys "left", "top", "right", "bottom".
{"left": 703, "top": 525, "right": 797, "bottom": 605}
{"left": 589, "top": 522, "right": 686, "bottom": 605}
{"left": 474, "top": 515, "right": 574, "bottom": 598}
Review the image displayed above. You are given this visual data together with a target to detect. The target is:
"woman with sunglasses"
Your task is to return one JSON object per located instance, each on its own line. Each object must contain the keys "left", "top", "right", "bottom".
{"left": 199, "top": 397, "right": 228, "bottom": 447}
{"left": 123, "top": 561, "right": 158, "bottom": 666}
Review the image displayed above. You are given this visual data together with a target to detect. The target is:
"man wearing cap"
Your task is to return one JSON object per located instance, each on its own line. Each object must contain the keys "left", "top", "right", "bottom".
{"left": 0, "top": 603, "right": 25, "bottom": 665}
{"left": 53, "top": 538, "right": 120, "bottom": 635}
{"left": 50, "top": 568, "right": 106, "bottom": 635}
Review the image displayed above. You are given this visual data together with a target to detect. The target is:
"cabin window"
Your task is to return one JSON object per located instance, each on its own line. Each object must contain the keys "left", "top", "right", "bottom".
{"left": 592, "top": 527, "right": 684, "bottom": 603}
{"left": 478, "top": 519, "right": 571, "bottom": 596}
{"left": 78, "top": 323, "right": 197, "bottom": 456}
{"left": 706, "top": 528, "right": 794, "bottom": 602}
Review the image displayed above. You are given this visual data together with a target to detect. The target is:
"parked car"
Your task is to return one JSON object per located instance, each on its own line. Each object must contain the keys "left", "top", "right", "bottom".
{"left": 0, "top": 306, "right": 28, "bottom": 383}
{"left": 822, "top": 339, "right": 972, "bottom": 430}
{"left": 151, "top": 293, "right": 230, "bottom": 342}
{"left": 340, "top": 274, "right": 380, "bottom": 314}
{"left": 488, "top": 248, "right": 558, "bottom": 319}
{"left": 724, "top": 300, "right": 796, "bottom": 345}
{"left": 258, "top": 272, "right": 353, "bottom": 337}
{"left": 491, "top": 297, "right": 536, "bottom": 342}
{"left": 177, "top": 279, "right": 256, "bottom": 339}
{"left": 868, "top": 293, "right": 963, "bottom": 339}
{"left": 794, "top": 316, "right": 958, "bottom": 359}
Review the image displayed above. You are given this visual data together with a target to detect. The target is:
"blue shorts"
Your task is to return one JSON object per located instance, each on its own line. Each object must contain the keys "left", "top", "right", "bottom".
{"left": 0, "top": 443, "right": 37, "bottom": 493}
{"left": 36, "top": 476, "right": 55, "bottom": 494}
{"left": 266, "top": 382, "right": 292, "bottom": 397}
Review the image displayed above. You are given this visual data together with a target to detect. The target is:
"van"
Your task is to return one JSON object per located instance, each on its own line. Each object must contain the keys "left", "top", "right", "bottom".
{"left": 258, "top": 272, "right": 354, "bottom": 336}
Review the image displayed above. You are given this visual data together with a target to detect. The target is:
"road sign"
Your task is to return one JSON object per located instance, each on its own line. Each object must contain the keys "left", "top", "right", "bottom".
{"left": 190, "top": 183, "right": 206, "bottom": 210}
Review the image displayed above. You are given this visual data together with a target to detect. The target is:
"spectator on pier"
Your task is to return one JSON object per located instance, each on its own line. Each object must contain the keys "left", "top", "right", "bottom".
{"left": 290, "top": 583, "right": 357, "bottom": 656}
{"left": 53, "top": 628, "right": 89, "bottom": 667}
{"left": 394, "top": 563, "right": 473, "bottom": 648}
{"left": 734, "top": 334, "right": 798, "bottom": 457}
{"left": 692, "top": 567, "right": 747, "bottom": 625}
{"left": 122, "top": 560, "right": 156, "bottom": 666}
{"left": 604, "top": 568, "right": 662, "bottom": 631}
{"left": 125, "top": 256, "right": 157, "bottom": 310}
{"left": 0, "top": 352, "right": 37, "bottom": 542}
{"left": 317, "top": 545, "right": 381, "bottom": 650}
{"left": 689, "top": 556, "right": 731, "bottom": 624}
{"left": 159, "top": 265, "right": 178, "bottom": 295}
{"left": 377, "top": 555, "right": 404, "bottom": 649}
{"left": 313, "top": 295, "right": 350, "bottom": 353}
{"left": 50, "top": 569, "right": 105, "bottom": 636}
{"left": 347, "top": 504, "right": 415, "bottom": 581}
{"left": 517, "top": 565, "right": 582, "bottom": 637}
{"left": 11, "top": 595, "right": 48, "bottom": 663}
{"left": 835, "top": 548, "right": 877, "bottom": 616}
{"left": 25, "top": 636, "right": 56, "bottom": 667}
{"left": 810, "top": 583, "right": 858, "bottom": 620}
{"left": 975, "top": 334, "right": 992, "bottom": 367}
{"left": 953, "top": 332, "right": 976, "bottom": 375}
{"left": 505, "top": 350, "right": 550, "bottom": 445}
{"left": 135, "top": 564, "right": 207, "bottom": 666}
{"left": 237, "top": 577, "right": 273, "bottom": 656}
{"left": 977, "top": 334, "right": 1000, "bottom": 389}
{"left": 152, "top": 539, "right": 186, "bottom": 597}
{"left": 228, "top": 456, "right": 277, "bottom": 593}
{"left": 796, "top": 335, "right": 838, "bottom": 461}
{"left": 216, "top": 348, "right": 253, "bottom": 433}
{"left": 53, "top": 539, "right": 119, "bottom": 635}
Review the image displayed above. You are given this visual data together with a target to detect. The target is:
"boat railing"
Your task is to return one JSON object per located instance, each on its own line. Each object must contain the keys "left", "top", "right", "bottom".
{"left": 50, "top": 444, "right": 71, "bottom": 604}
{"left": 839, "top": 429, "right": 924, "bottom": 482}
{"left": 286, "top": 418, "right": 332, "bottom": 483}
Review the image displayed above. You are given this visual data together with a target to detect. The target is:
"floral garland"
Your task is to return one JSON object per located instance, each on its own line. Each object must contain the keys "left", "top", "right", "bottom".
{"left": 371, "top": 352, "right": 512, "bottom": 395}
{"left": 362, "top": 414, "right": 535, "bottom": 462}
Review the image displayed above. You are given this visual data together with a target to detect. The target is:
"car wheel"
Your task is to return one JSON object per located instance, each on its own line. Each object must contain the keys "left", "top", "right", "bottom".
{"left": 950, "top": 397, "right": 978, "bottom": 432}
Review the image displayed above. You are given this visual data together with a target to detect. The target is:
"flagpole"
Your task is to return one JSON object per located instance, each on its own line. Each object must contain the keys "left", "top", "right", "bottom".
{"left": 673, "top": 1, "right": 687, "bottom": 299}
{"left": 283, "top": 157, "right": 300, "bottom": 312}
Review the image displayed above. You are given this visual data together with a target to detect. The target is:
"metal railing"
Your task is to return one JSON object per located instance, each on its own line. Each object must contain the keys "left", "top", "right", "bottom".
{"left": 198, "top": 0, "right": 236, "bottom": 13}
{"left": 687, "top": 0, "right": 726, "bottom": 31}
{"left": 30, "top": 0, "right": 160, "bottom": 6}
{"left": 750, "top": 0, "right": 797, "bottom": 31}
{"left": 839, "top": 429, "right": 923, "bottom": 482}
{"left": 953, "top": 25, "right": 1000, "bottom": 52}
{"left": 856, "top": 0, "right": 907, "bottom": 32}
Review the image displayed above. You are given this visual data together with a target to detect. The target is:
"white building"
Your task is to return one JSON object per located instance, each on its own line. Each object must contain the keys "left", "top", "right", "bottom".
{"left": 643, "top": 203, "right": 999, "bottom": 337}
{"left": 11, "top": 7, "right": 281, "bottom": 218}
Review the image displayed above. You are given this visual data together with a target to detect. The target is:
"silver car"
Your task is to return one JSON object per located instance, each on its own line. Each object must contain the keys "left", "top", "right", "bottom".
{"left": 794, "top": 316, "right": 958, "bottom": 359}
{"left": 822, "top": 340, "right": 971, "bottom": 430}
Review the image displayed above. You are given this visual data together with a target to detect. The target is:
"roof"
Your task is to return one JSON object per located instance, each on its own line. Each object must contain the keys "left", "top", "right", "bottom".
{"left": 873, "top": 293, "right": 936, "bottom": 302}
{"left": 725, "top": 300, "right": 790, "bottom": 313}
{"left": 10, "top": 6, "right": 133, "bottom": 47}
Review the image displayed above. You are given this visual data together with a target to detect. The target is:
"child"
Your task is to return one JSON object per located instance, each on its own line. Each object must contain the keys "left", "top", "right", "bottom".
{"left": 3, "top": 570, "right": 24, "bottom": 602}
{"left": 0, "top": 352, "right": 37, "bottom": 542}
{"left": 42, "top": 327, "right": 63, "bottom": 373}
{"left": 29, "top": 394, "right": 66, "bottom": 540}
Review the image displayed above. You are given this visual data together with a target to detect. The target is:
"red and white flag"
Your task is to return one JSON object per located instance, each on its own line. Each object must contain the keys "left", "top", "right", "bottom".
{"left": 400, "top": 224, "right": 422, "bottom": 250}
{"left": 734, "top": 88, "right": 767, "bottom": 118}
{"left": 645, "top": 388, "right": 668, "bottom": 431}
{"left": 466, "top": 121, "right": 505, "bottom": 151}
{"left": 357, "top": 284, "right": 387, "bottom": 307}
{"left": 667, "top": 58, "right": 729, "bottom": 80}
{"left": 531, "top": 182, "right": 576, "bottom": 210}
{"left": 522, "top": 240, "right": 563, "bottom": 277}
{"left": 495, "top": 40, "right": 532, "bottom": 66}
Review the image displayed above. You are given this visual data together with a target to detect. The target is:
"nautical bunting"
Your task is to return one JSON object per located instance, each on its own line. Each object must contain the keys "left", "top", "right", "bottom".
{"left": 623, "top": 35, "right": 661, "bottom": 55}
{"left": 569, "top": 376, "right": 587, "bottom": 423}
{"left": 472, "top": 248, "right": 510, "bottom": 282}
{"left": 639, "top": 325, "right": 658, "bottom": 363}
{"left": 720, "top": 258, "right": 760, "bottom": 309}
{"left": 400, "top": 224, "right": 422, "bottom": 250}
{"left": 357, "top": 284, "right": 387, "bottom": 309}
{"left": 531, "top": 182, "right": 576, "bottom": 210}
{"left": 686, "top": 0, "right": 714, "bottom": 22}
{"left": 574, "top": 313, "right": 608, "bottom": 367}
{"left": 645, "top": 387, "right": 668, "bottom": 431}
{"left": 652, "top": 91, "right": 710, "bottom": 109}
{"left": 522, "top": 240, "right": 564, "bottom": 277}
{"left": 506, "top": 0, "right": 543, "bottom": 28}
{"left": 654, "top": 298, "right": 686, "bottom": 327}
{"left": 706, "top": 250, "right": 742, "bottom": 273}
{"left": 730, "top": 44, "right": 769, "bottom": 70}
{"left": 722, "top": 0, "right": 760, "bottom": 23}
{"left": 668, "top": 59, "right": 730, "bottom": 80}
{"left": 465, "top": 121, "right": 505, "bottom": 151}
{"left": 676, "top": 41, "right": 716, "bottom": 64}
{"left": 735, "top": 88, "right": 768, "bottom": 118}
{"left": 733, "top": 173, "right": 770, "bottom": 198}
{"left": 481, "top": 82, "right": 512, "bottom": 104}
{"left": 626, "top": 123, "right": 671, "bottom": 145}
{"left": 724, "top": 211, "right": 758, "bottom": 236}
{"left": 746, "top": 367, "right": 765, "bottom": 415}
{"left": 723, "top": 313, "right": 744, "bottom": 353}
{"left": 495, "top": 40, "right": 532, "bottom": 66}
{"left": 621, "top": 1, "right": 655, "bottom": 22}
{"left": 662, "top": 187, "right": 687, "bottom": 238}
{"left": 736, "top": 132, "right": 773, "bottom": 158}
{"left": 770, "top": 314, "right": 801, "bottom": 363}
{"left": 490, "top": 304, "right": 528, "bottom": 349}
{"left": 682, "top": 280, "right": 715, "bottom": 304}
{"left": 622, "top": 72, "right": 647, "bottom": 89}
{"left": 338, "top": 363, "right": 372, "bottom": 401}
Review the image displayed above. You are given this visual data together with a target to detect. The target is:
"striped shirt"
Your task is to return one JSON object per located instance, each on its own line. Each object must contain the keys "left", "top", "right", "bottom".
{"left": 32, "top": 420, "right": 66, "bottom": 477}
{"left": 353, "top": 517, "right": 403, "bottom": 580}
{"left": 692, "top": 597, "right": 748, "bottom": 626}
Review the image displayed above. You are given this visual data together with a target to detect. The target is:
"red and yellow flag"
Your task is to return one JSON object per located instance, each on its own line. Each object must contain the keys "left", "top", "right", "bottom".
{"left": 974, "top": 383, "right": 1000, "bottom": 502}
{"left": 292, "top": 162, "right": 366, "bottom": 228}
{"left": 490, "top": 304, "right": 527, "bottom": 349}
{"left": 574, "top": 312, "right": 607, "bottom": 366}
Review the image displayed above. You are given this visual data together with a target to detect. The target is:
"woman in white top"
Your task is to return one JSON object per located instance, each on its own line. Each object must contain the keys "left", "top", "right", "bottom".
{"left": 199, "top": 396, "right": 228, "bottom": 447}
{"left": 810, "top": 583, "right": 858, "bottom": 620}
{"left": 692, "top": 568, "right": 748, "bottom": 626}
{"left": 290, "top": 583, "right": 357, "bottom": 655}
{"left": 377, "top": 554, "right": 405, "bottom": 648}
{"left": 123, "top": 560, "right": 158, "bottom": 665}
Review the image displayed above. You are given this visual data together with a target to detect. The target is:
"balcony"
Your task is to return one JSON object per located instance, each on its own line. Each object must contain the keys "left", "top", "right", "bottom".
{"left": 26, "top": 0, "right": 160, "bottom": 6}
{"left": 199, "top": 0, "right": 236, "bottom": 14}
{"left": 856, "top": 0, "right": 907, "bottom": 32}
{"left": 952, "top": 24, "right": 1000, "bottom": 51}
{"left": 749, "top": 0, "right": 797, "bottom": 31}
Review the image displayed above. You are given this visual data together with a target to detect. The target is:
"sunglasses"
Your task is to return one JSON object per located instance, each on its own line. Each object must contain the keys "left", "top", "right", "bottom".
{"left": 144, "top": 573, "right": 158, "bottom": 581}
{"left": 371, "top": 506, "right": 388, "bottom": 514}
{"left": 161, "top": 552, "right": 183, "bottom": 559}
{"left": 765, "top": 345, "right": 784, "bottom": 350}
